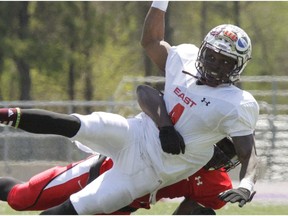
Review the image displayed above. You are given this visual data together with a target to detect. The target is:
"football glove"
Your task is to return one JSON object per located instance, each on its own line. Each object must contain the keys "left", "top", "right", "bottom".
{"left": 159, "top": 126, "right": 185, "bottom": 155}
{"left": 218, "top": 188, "right": 256, "bottom": 207}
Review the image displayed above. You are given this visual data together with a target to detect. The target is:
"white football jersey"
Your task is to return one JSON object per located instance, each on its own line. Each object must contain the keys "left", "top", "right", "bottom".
{"left": 68, "top": 44, "right": 259, "bottom": 213}
{"left": 143, "top": 44, "right": 259, "bottom": 186}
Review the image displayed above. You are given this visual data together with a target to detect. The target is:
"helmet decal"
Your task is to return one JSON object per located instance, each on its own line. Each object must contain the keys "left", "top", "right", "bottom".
{"left": 223, "top": 30, "right": 238, "bottom": 42}
{"left": 236, "top": 37, "right": 249, "bottom": 54}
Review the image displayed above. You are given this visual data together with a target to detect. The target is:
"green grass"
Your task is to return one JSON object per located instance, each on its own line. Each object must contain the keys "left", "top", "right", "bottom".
{"left": 0, "top": 202, "right": 39, "bottom": 215}
{"left": 134, "top": 201, "right": 288, "bottom": 215}
{"left": 1, "top": 201, "right": 287, "bottom": 215}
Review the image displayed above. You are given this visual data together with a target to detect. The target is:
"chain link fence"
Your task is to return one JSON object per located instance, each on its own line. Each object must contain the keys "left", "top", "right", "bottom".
{"left": 0, "top": 76, "right": 287, "bottom": 181}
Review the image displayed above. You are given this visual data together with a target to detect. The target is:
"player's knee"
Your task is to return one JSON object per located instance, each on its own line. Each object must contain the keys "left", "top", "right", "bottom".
{"left": 7, "top": 187, "right": 30, "bottom": 210}
{"left": 72, "top": 188, "right": 133, "bottom": 215}
{"left": 7, "top": 181, "right": 40, "bottom": 210}
{"left": 101, "top": 192, "right": 133, "bottom": 214}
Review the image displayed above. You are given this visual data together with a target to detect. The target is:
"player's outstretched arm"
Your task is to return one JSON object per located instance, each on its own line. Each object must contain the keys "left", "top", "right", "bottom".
{"left": 137, "top": 84, "right": 185, "bottom": 155}
{"left": 0, "top": 108, "right": 80, "bottom": 137}
{"left": 218, "top": 134, "right": 258, "bottom": 207}
{"left": 141, "top": 1, "right": 171, "bottom": 73}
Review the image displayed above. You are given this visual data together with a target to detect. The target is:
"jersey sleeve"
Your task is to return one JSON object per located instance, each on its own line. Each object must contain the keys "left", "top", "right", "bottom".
{"left": 221, "top": 99, "right": 259, "bottom": 137}
{"left": 166, "top": 44, "right": 199, "bottom": 80}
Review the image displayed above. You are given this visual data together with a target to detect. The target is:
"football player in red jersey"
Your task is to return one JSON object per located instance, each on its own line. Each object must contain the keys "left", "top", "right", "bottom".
{"left": 0, "top": 137, "right": 237, "bottom": 215}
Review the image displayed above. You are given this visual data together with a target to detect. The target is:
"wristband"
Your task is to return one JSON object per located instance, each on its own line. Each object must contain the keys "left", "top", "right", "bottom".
{"left": 151, "top": 1, "right": 169, "bottom": 12}
{"left": 14, "top": 107, "right": 21, "bottom": 128}
{"left": 238, "top": 178, "right": 254, "bottom": 192}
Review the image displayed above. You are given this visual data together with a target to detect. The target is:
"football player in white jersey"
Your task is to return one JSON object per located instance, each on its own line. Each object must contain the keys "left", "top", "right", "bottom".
{"left": 141, "top": 0, "right": 259, "bottom": 209}
{"left": 0, "top": 1, "right": 259, "bottom": 215}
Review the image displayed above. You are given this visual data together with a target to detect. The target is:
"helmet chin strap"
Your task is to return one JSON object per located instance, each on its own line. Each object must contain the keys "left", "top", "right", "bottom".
{"left": 182, "top": 68, "right": 228, "bottom": 87}
{"left": 182, "top": 69, "right": 233, "bottom": 87}
{"left": 182, "top": 70, "right": 200, "bottom": 79}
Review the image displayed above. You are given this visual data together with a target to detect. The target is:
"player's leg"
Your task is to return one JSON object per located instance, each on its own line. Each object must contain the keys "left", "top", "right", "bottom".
{"left": 72, "top": 112, "right": 134, "bottom": 159}
{"left": 41, "top": 198, "right": 137, "bottom": 215}
{"left": 1, "top": 109, "right": 135, "bottom": 168}
{"left": 191, "top": 205, "right": 216, "bottom": 215}
{"left": 4, "top": 155, "right": 99, "bottom": 211}
{"left": 40, "top": 144, "right": 162, "bottom": 215}
{"left": 190, "top": 168, "right": 232, "bottom": 210}
{"left": 0, "top": 108, "right": 81, "bottom": 137}
{"left": 0, "top": 177, "right": 22, "bottom": 201}
{"left": 173, "top": 198, "right": 216, "bottom": 215}
{"left": 72, "top": 170, "right": 158, "bottom": 214}
{"left": 40, "top": 199, "right": 77, "bottom": 215}
{"left": 39, "top": 168, "right": 132, "bottom": 215}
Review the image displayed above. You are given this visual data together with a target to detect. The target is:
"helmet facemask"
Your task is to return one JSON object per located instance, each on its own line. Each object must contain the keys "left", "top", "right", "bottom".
{"left": 204, "top": 137, "right": 240, "bottom": 172}
{"left": 196, "top": 44, "right": 240, "bottom": 87}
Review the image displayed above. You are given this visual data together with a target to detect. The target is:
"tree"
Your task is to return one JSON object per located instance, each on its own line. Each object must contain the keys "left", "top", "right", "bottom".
{"left": 0, "top": 2, "right": 32, "bottom": 100}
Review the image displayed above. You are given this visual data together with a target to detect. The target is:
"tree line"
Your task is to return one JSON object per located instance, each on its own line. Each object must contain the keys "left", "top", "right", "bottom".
{"left": 0, "top": 1, "right": 287, "bottom": 104}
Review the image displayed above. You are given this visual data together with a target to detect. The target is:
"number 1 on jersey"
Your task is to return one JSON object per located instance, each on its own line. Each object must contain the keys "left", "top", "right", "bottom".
{"left": 169, "top": 103, "right": 184, "bottom": 125}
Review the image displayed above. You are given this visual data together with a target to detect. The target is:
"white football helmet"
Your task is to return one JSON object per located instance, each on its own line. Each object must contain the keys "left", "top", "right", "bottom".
{"left": 196, "top": 24, "right": 252, "bottom": 87}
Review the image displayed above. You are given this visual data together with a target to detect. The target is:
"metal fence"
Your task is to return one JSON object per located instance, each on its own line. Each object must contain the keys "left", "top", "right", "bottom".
{"left": 0, "top": 76, "right": 287, "bottom": 181}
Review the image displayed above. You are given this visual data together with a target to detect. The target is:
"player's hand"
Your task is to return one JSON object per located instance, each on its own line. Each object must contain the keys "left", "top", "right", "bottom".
{"left": 159, "top": 126, "right": 185, "bottom": 155}
{"left": 218, "top": 188, "right": 256, "bottom": 207}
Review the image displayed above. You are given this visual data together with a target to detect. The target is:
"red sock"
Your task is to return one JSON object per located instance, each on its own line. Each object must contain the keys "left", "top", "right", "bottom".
{"left": 0, "top": 108, "right": 21, "bottom": 128}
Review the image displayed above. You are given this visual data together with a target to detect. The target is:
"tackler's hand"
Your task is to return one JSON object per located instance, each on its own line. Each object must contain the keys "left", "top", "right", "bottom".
{"left": 218, "top": 188, "right": 256, "bottom": 207}
{"left": 159, "top": 126, "right": 185, "bottom": 155}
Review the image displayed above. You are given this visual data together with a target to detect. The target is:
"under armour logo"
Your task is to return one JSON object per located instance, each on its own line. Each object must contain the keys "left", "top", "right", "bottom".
{"left": 201, "top": 98, "right": 211, "bottom": 106}
{"left": 195, "top": 176, "right": 203, "bottom": 186}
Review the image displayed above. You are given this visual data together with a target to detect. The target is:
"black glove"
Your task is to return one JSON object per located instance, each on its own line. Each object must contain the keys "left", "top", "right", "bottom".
{"left": 159, "top": 126, "right": 185, "bottom": 155}
{"left": 218, "top": 188, "right": 256, "bottom": 207}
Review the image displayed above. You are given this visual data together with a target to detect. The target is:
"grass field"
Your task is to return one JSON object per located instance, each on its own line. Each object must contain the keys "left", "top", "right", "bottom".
{"left": 135, "top": 201, "right": 288, "bottom": 215}
{"left": 1, "top": 201, "right": 287, "bottom": 215}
